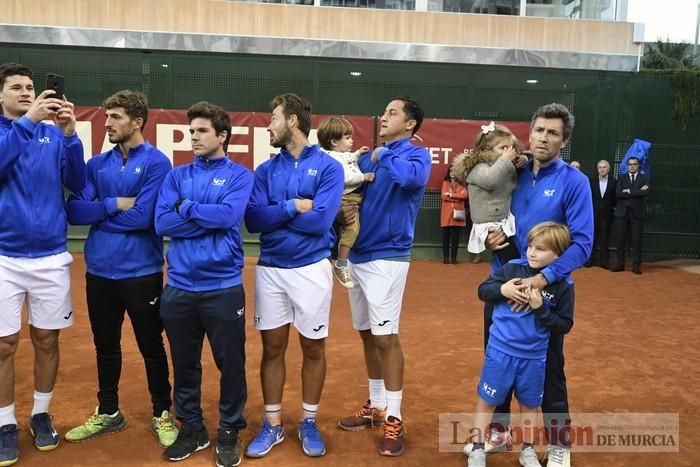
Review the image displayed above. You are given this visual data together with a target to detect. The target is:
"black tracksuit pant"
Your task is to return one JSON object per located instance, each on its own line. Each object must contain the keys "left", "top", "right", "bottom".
{"left": 160, "top": 284, "right": 247, "bottom": 432}
{"left": 483, "top": 301, "right": 572, "bottom": 447}
{"left": 86, "top": 272, "right": 172, "bottom": 416}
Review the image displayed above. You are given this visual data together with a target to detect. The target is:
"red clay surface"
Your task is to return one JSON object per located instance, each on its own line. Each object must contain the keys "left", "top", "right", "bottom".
{"left": 11, "top": 254, "right": 699, "bottom": 466}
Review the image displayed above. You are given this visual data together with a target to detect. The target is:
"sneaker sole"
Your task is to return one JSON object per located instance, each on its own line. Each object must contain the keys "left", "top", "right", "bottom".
{"left": 164, "top": 440, "right": 211, "bottom": 461}
{"left": 244, "top": 434, "right": 284, "bottom": 458}
{"left": 338, "top": 419, "right": 384, "bottom": 432}
{"left": 378, "top": 445, "right": 405, "bottom": 457}
{"left": 216, "top": 445, "right": 241, "bottom": 467}
{"left": 64, "top": 419, "right": 128, "bottom": 443}
{"left": 298, "top": 432, "right": 326, "bottom": 457}
{"left": 0, "top": 457, "right": 18, "bottom": 467}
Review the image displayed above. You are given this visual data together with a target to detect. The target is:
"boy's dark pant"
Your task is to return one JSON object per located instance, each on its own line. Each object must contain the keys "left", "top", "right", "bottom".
{"left": 483, "top": 302, "right": 571, "bottom": 447}
{"left": 160, "top": 284, "right": 247, "bottom": 432}
{"left": 86, "top": 272, "right": 172, "bottom": 416}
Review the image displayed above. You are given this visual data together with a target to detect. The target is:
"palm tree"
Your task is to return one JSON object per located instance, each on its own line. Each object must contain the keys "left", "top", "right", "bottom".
{"left": 644, "top": 39, "right": 698, "bottom": 70}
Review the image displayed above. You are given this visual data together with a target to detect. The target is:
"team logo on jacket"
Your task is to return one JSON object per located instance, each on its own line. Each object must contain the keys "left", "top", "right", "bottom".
{"left": 543, "top": 189, "right": 556, "bottom": 197}
{"left": 306, "top": 168, "right": 318, "bottom": 176}
{"left": 212, "top": 178, "right": 226, "bottom": 186}
{"left": 38, "top": 137, "right": 51, "bottom": 144}
{"left": 134, "top": 167, "right": 142, "bottom": 174}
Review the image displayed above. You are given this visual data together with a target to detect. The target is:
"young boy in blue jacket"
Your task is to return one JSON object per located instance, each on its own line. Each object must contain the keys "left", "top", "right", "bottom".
{"left": 65, "top": 90, "right": 176, "bottom": 447}
{"left": 0, "top": 62, "right": 85, "bottom": 465}
{"left": 467, "top": 222, "right": 574, "bottom": 467}
{"left": 155, "top": 101, "right": 253, "bottom": 467}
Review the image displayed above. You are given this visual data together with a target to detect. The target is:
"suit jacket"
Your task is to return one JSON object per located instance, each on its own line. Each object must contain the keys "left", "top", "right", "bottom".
{"left": 613, "top": 172, "right": 650, "bottom": 219}
{"left": 590, "top": 176, "right": 616, "bottom": 220}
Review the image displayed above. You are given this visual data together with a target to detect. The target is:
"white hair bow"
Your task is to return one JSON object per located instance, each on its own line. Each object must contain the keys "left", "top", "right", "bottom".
{"left": 481, "top": 121, "right": 496, "bottom": 135}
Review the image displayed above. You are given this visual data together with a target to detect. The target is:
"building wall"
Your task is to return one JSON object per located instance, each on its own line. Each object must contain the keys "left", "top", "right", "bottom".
{"left": 1, "top": 0, "right": 638, "bottom": 56}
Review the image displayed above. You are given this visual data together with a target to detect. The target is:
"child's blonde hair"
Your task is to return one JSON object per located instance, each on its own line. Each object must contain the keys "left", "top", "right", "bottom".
{"left": 317, "top": 117, "right": 353, "bottom": 151}
{"left": 451, "top": 123, "right": 523, "bottom": 183}
{"left": 527, "top": 222, "right": 571, "bottom": 256}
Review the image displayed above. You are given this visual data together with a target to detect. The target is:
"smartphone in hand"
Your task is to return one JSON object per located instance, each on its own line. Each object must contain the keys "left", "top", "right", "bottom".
{"left": 46, "top": 73, "right": 65, "bottom": 100}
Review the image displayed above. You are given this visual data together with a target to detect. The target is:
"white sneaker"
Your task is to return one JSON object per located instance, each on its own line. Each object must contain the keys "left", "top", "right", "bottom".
{"left": 519, "top": 446, "right": 542, "bottom": 467}
{"left": 466, "top": 447, "right": 486, "bottom": 467}
{"left": 545, "top": 445, "right": 571, "bottom": 467}
{"left": 463, "top": 425, "right": 512, "bottom": 455}
{"left": 332, "top": 263, "right": 354, "bottom": 288}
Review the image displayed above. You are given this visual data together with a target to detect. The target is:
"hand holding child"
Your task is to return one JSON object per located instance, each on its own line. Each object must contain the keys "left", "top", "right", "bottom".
{"left": 500, "top": 278, "right": 529, "bottom": 305}
{"left": 527, "top": 285, "right": 543, "bottom": 309}
{"left": 364, "top": 172, "right": 375, "bottom": 182}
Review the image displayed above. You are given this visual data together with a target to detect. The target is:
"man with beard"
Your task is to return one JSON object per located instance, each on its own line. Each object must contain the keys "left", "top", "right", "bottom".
{"left": 244, "top": 93, "right": 343, "bottom": 459}
{"left": 65, "top": 90, "right": 177, "bottom": 447}
{"left": 0, "top": 62, "right": 85, "bottom": 466}
{"left": 156, "top": 101, "right": 253, "bottom": 467}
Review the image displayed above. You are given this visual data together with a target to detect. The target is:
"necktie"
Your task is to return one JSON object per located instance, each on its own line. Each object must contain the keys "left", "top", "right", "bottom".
{"left": 631, "top": 174, "right": 636, "bottom": 183}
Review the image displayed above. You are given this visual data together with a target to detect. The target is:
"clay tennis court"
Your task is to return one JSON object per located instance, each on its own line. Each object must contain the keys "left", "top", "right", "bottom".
{"left": 11, "top": 254, "right": 699, "bottom": 466}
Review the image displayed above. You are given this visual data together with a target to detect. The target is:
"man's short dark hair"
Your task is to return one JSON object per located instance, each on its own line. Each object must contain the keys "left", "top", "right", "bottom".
{"left": 391, "top": 96, "right": 424, "bottom": 135}
{"left": 103, "top": 90, "right": 149, "bottom": 130}
{"left": 187, "top": 101, "right": 232, "bottom": 153}
{"left": 0, "top": 63, "right": 33, "bottom": 90}
{"left": 531, "top": 103, "right": 575, "bottom": 141}
{"left": 270, "top": 93, "right": 312, "bottom": 137}
{"left": 627, "top": 157, "right": 640, "bottom": 164}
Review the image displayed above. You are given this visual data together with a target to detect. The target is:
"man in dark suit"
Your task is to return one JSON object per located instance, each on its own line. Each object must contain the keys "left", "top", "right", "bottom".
{"left": 585, "top": 160, "right": 616, "bottom": 268}
{"left": 611, "top": 157, "right": 650, "bottom": 274}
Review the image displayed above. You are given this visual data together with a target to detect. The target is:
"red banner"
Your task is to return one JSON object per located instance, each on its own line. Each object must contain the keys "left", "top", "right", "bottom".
{"left": 412, "top": 118, "right": 531, "bottom": 188}
{"left": 73, "top": 107, "right": 529, "bottom": 189}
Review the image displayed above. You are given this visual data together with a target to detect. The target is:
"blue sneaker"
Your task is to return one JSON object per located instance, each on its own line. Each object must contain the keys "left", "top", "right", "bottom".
{"left": 29, "top": 413, "right": 59, "bottom": 451}
{"left": 245, "top": 420, "right": 284, "bottom": 458}
{"left": 298, "top": 418, "right": 326, "bottom": 457}
{"left": 0, "top": 424, "right": 19, "bottom": 467}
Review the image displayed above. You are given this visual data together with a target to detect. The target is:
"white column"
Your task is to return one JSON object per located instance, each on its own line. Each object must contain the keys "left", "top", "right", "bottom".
{"left": 519, "top": 0, "right": 527, "bottom": 16}
{"left": 415, "top": 0, "right": 428, "bottom": 12}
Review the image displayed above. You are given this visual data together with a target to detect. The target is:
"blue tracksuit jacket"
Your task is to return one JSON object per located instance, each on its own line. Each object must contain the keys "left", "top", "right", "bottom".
{"left": 479, "top": 259, "right": 574, "bottom": 359}
{"left": 0, "top": 115, "right": 86, "bottom": 257}
{"left": 349, "top": 138, "right": 431, "bottom": 263}
{"left": 494, "top": 158, "right": 593, "bottom": 282}
{"left": 155, "top": 156, "right": 253, "bottom": 292}
{"left": 245, "top": 144, "right": 344, "bottom": 268}
{"left": 66, "top": 142, "right": 172, "bottom": 279}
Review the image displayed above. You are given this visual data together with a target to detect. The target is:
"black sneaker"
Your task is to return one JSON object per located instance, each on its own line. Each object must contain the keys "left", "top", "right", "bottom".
{"left": 162, "top": 423, "right": 210, "bottom": 462}
{"left": 29, "top": 412, "right": 59, "bottom": 451}
{"left": 216, "top": 428, "right": 241, "bottom": 467}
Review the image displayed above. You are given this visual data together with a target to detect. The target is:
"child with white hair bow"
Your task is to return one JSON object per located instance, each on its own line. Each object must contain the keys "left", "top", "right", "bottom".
{"left": 451, "top": 122, "right": 523, "bottom": 261}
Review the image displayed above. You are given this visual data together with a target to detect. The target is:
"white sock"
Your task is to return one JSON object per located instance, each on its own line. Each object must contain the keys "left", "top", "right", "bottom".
{"left": 0, "top": 403, "right": 17, "bottom": 427}
{"left": 264, "top": 404, "right": 282, "bottom": 426}
{"left": 386, "top": 389, "right": 403, "bottom": 421}
{"left": 31, "top": 390, "right": 53, "bottom": 416}
{"left": 301, "top": 402, "right": 318, "bottom": 421}
{"left": 369, "top": 379, "right": 386, "bottom": 410}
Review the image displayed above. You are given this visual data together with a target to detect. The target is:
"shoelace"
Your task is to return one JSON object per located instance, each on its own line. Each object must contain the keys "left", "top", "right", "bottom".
{"left": 255, "top": 422, "right": 279, "bottom": 443}
{"left": 383, "top": 419, "right": 403, "bottom": 440}
{"left": 354, "top": 403, "right": 373, "bottom": 417}
{"left": 300, "top": 420, "right": 322, "bottom": 442}
{"left": 155, "top": 416, "right": 176, "bottom": 433}
{"left": 32, "top": 414, "right": 52, "bottom": 434}
{"left": 1, "top": 426, "right": 18, "bottom": 447}
{"left": 550, "top": 447, "right": 565, "bottom": 463}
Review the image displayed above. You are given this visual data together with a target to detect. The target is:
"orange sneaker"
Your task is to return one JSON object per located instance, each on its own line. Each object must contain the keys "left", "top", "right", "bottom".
{"left": 338, "top": 401, "right": 386, "bottom": 431}
{"left": 379, "top": 416, "right": 405, "bottom": 456}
